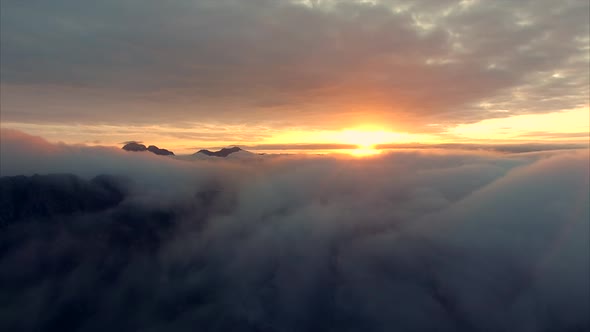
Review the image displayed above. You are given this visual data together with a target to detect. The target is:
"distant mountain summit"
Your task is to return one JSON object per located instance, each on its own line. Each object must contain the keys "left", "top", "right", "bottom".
{"left": 122, "top": 142, "right": 147, "bottom": 152}
{"left": 194, "top": 146, "right": 244, "bottom": 157}
{"left": 147, "top": 145, "right": 174, "bottom": 156}
{"left": 122, "top": 142, "right": 174, "bottom": 156}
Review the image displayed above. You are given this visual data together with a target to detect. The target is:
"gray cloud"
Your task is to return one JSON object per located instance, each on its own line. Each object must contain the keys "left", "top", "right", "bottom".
{"left": 1, "top": 0, "right": 588, "bottom": 130}
{"left": 1, "top": 129, "right": 588, "bottom": 331}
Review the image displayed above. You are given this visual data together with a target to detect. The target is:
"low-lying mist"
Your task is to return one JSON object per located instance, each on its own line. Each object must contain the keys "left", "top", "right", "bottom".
{"left": 1, "top": 129, "right": 588, "bottom": 332}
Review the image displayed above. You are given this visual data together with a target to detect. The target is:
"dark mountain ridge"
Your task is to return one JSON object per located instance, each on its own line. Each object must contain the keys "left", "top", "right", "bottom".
{"left": 147, "top": 145, "right": 174, "bottom": 155}
{"left": 195, "top": 146, "right": 242, "bottom": 157}
{"left": 0, "top": 174, "right": 127, "bottom": 226}
{"left": 122, "top": 142, "right": 174, "bottom": 155}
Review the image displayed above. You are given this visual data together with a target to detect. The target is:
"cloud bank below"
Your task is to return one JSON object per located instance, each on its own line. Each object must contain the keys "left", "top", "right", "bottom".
{"left": 0, "top": 130, "right": 588, "bottom": 331}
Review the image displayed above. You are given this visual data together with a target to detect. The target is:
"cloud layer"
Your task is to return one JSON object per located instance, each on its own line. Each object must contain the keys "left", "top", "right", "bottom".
{"left": 1, "top": 130, "right": 588, "bottom": 331}
{"left": 1, "top": 0, "right": 588, "bottom": 130}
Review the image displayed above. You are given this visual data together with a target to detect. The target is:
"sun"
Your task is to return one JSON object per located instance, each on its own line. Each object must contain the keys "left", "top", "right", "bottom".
{"left": 267, "top": 126, "right": 419, "bottom": 156}
{"left": 349, "top": 145, "right": 380, "bottom": 156}
{"left": 336, "top": 129, "right": 400, "bottom": 156}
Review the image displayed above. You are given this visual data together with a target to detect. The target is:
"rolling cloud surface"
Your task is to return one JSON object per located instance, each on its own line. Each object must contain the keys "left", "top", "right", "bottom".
{"left": 0, "top": 129, "right": 588, "bottom": 331}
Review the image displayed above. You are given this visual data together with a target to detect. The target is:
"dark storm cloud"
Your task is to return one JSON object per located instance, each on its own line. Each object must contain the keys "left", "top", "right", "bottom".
{"left": 1, "top": 129, "right": 588, "bottom": 331}
{"left": 1, "top": 0, "right": 588, "bottom": 128}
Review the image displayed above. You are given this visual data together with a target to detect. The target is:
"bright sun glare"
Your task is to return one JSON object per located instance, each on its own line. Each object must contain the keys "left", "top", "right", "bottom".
{"left": 349, "top": 146, "right": 380, "bottom": 156}
{"left": 337, "top": 129, "right": 400, "bottom": 156}
{"left": 269, "top": 127, "right": 425, "bottom": 157}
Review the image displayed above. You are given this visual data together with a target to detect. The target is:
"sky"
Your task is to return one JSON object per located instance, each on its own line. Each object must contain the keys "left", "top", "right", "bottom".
{"left": 1, "top": 0, "right": 589, "bottom": 153}
{"left": 1, "top": 2, "right": 589, "bottom": 327}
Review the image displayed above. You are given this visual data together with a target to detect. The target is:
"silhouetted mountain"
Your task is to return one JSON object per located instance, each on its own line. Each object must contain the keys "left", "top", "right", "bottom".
{"left": 195, "top": 146, "right": 242, "bottom": 157}
{"left": 122, "top": 142, "right": 147, "bottom": 152}
{"left": 122, "top": 142, "right": 174, "bottom": 155}
{"left": 0, "top": 174, "right": 127, "bottom": 226}
{"left": 147, "top": 145, "right": 174, "bottom": 156}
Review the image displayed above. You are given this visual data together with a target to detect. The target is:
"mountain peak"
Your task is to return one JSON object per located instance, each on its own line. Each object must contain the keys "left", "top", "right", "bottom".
{"left": 122, "top": 142, "right": 147, "bottom": 152}
{"left": 122, "top": 142, "right": 174, "bottom": 155}
{"left": 195, "top": 146, "right": 243, "bottom": 157}
{"left": 147, "top": 145, "right": 175, "bottom": 156}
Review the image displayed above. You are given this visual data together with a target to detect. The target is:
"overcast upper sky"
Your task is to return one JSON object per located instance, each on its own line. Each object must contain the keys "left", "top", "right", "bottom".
{"left": 0, "top": 0, "right": 588, "bottom": 149}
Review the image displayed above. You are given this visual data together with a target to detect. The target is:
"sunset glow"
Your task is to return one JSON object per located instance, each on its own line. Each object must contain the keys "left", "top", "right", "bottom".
{"left": 333, "top": 129, "right": 407, "bottom": 147}
{"left": 1, "top": 110, "right": 588, "bottom": 155}
{"left": 1, "top": 0, "right": 589, "bottom": 330}
{"left": 328, "top": 129, "right": 400, "bottom": 156}
{"left": 349, "top": 146, "right": 381, "bottom": 156}
{"left": 448, "top": 108, "right": 590, "bottom": 141}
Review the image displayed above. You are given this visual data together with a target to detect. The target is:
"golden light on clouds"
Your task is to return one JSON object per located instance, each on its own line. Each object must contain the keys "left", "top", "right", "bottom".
{"left": 314, "top": 129, "right": 410, "bottom": 156}
{"left": 271, "top": 127, "right": 434, "bottom": 146}
{"left": 1, "top": 108, "right": 587, "bottom": 155}
{"left": 448, "top": 108, "right": 590, "bottom": 141}
{"left": 332, "top": 129, "right": 405, "bottom": 148}
{"left": 348, "top": 146, "right": 382, "bottom": 157}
